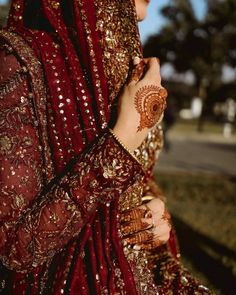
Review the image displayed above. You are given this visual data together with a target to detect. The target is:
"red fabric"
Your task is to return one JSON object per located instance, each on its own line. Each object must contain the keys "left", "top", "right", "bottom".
{"left": 0, "top": 1, "right": 214, "bottom": 293}
{"left": 0, "top": 0, "right": 142, "bottom": 294}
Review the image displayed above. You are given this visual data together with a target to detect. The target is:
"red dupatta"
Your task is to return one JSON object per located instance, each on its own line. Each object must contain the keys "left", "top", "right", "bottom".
{"left": 0, "top": 0, "right": 146, "bottom": 294}
{"left": 0, "top": 1, "right": 214, "bottom": 294}
{"left": 7, "top": 0, "right": 142, "bottom": 172}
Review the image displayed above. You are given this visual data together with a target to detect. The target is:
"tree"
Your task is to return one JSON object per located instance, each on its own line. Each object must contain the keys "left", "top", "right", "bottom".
{"left": 144, "top": 0, "right": 236, "bottom": 129}
{"left": 0, "top": 2, "right": 10, "bottom": 29}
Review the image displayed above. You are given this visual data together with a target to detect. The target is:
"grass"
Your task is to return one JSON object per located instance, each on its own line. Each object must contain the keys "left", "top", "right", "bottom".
{"left": 154, "top": 171, "right": 236, "bottom": 295}
{"left": 171, "top": 119, "right": 235, "bottom": 135}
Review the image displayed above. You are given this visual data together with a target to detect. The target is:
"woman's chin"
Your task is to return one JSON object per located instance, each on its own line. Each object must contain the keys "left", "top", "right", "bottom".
{"left": 136, "top": 1, "right": 149, "bottom": 22}
{"left": 137, "top": 11, "right": 147, "bottom": 22}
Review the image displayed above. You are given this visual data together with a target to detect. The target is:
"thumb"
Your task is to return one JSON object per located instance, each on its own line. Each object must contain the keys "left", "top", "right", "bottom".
{"left": 128, "top": 58, "right": 146, "bottom": 85}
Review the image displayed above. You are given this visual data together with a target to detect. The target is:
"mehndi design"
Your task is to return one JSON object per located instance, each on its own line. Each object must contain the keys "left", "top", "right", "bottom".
{"left": 134, "top": 85, "right": 168, "bottom": 132}
{"left": 130, "top": 60, "right": 146, "bottom": 83}
{"left": 139, "top": 238, "right": 163, "bottom": 250}
{"left": 124, "top": 230, "right": 155, "bottom": 245}
{"left": 121, "top": 219, "right": 151, "bottom": 237}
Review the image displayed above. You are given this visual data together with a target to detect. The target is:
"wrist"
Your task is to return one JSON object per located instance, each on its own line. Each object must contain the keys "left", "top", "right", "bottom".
{"left": 109, "top": 129, "right": 141, "bottom": 164}
{"left": 112, "top": 125, "right": 138, "bottom": 152}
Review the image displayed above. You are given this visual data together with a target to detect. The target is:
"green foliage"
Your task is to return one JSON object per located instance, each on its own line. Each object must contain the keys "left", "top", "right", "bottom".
{"left": 143, "top": 0, "right": 236, "bottom": 106}
{"left": 207, "top": 0, "right": 236, "bottom": 67}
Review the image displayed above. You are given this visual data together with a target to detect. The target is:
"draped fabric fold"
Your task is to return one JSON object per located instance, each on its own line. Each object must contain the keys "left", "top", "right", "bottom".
{"left": 0, "top": 0, "right": 145, "bottom": 294}
{"left": 0, "top": 0, "right": 213, "bottom": 294}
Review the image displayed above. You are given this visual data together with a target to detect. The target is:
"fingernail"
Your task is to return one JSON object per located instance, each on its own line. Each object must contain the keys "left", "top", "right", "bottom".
{"left": 133, "top": 56, "right": 141, "bottom": 65}
{"left": 156, "top": 57, "right": 160, "bottom": 64}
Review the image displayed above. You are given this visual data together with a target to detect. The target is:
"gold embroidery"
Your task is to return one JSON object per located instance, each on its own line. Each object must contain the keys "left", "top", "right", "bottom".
{"left": 0, "top": 69, "right": 25, "bottom": 100}
{"left": 0, "top": 30, "right": 54, "bottom": 180}
{"left": 76, "top": 0, "right": 108, "bottom": 129}
{"left": 118, "top": 125, "right": 164, "bottom": 294}
{"left": 102, "top": 159, "right": 121, "bottom": 178}
{"left": 51, "top": 1, "right": 60, "bottom": 9}
{"left": 13, "top": 194, "right": 25, "bottom": 209}
{"left": 134, "top": 125, "right": 164, "bottom": 171}
{"left": 119, "top": 181, "right": 143, "bottom": 212}
{"left": 123, "top": 246, "right": 159, "bottom": 294}
{"left": 95, "top": 0, "right": 142, "bottom": 103}
{"left": 149, "top": 250, "right": 213, "bottom": 294}
{"left": 0, "top": 135, "right": 13, "bottom": 154}
{"left": 118, "top": 125, "right": 164, "bottom": 219}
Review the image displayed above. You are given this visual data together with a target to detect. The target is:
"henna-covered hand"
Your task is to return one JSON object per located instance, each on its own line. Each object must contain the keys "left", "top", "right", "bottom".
{"left": 120, "top": 198, "right": 171, "bottom": 251}
{"left": 134, "top": 85, "right": 167, "bottom": 132}
{"left": 129, "top": 59, "right": 146, "bottom": 82}
{"left": 113, "top": 57, "right": 167, "bottom": 152}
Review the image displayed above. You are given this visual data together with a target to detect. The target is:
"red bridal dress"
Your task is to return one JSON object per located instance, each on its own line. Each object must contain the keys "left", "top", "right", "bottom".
{"left": 0, "top": 0, "right": 213, "bottom": 294}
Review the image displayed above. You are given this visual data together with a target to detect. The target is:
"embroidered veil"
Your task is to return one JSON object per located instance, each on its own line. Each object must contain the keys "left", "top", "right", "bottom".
{"left": 0, "top": 0, "right": 212, "bottom": 294}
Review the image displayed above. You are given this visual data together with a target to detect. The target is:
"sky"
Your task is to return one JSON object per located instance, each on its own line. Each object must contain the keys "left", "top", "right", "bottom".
{"left": 0, "top": 0, "right": 207, "bottom": 38}
{"left": 139, "top": 0, "right": 207, "bottom": 43}
{"left": 0, "top": 0, "right": 208, "bottom": 47}
{"left": 138, "top": 0, "right": 234, "bottom": 83}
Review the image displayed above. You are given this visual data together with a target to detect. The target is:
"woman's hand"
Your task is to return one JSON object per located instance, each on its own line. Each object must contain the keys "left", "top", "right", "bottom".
{"left": 120, "top": 198, "right": 171, "bottom": 250}
{"left": 112, "top": 57, "right": 167, "bottom": 152}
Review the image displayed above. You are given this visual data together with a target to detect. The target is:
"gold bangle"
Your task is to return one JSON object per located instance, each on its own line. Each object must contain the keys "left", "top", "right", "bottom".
{"left": 109, "top": 129, "right": 140, "bottom": 163}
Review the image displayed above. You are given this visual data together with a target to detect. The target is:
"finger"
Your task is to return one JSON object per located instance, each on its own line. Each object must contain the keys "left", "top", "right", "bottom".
{"left": 152, "top": 209, "right": 168, "bottom": 224}
{"left": 120, "top": 218, "right": 153, "bottom": 237}
{"left": 136, "top": 238, "right": 164, "bottom": 251}
{"left": 123, "top": 229, "right": 154, "bottom": 245}
{"left": 148, "top": 198, "right": 165, "bottom": 215}
{"left": 128, "top": 59, "right": 146, "bottom": 85}
{"left": 143, "top": 57, "right": 160, "bottom": 82}
{"left": 134, "top": 231, "right": 169, "bottom": 251}
{"left": 154, "top": 228, "right": 171, "bottom": 244}
{"left": 152, "top": 222, "right": 171, "bottom": 238}
{"left": 153, "top": 208, "right": 172, "bottom": 228}
{"left": 139, "top": 204, "right": 153, "bottom": 219}
{"left": 120, "top": 208, "right": 146, "bottom": 223}
{"left": 143, "top": 57, "right": 160, "bottom": 65}
{"left": 162, "top": 209, "right": 171, "bottom": 222}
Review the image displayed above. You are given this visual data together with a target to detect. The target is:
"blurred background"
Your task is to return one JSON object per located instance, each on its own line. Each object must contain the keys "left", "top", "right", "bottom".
{"left": 139, "top": 1, "right": 236, "bottom": 294}
{"left": 0, "top": 0, "right": 236, "bottom": 294}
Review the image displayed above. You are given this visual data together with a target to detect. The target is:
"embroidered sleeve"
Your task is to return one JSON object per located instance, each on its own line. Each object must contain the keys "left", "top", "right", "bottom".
{"left": 142, "top": 176, "right": 166, "bottom": 203}
{"left": 0, "top": 46, "right": 144, "bottom": 272}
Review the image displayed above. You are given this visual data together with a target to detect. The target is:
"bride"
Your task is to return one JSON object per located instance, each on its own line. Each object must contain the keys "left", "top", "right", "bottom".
{"left": 0, "top": 0, "right": 212, "bottom": 293}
